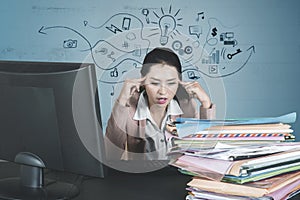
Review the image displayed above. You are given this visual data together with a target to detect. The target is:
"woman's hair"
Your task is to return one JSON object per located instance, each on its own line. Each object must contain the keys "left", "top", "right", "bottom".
{"left": 141, "top": 47, "right": 182, "bottom": 79}
{"left": 140, "top": 47, "right": 189, "bottom": 100}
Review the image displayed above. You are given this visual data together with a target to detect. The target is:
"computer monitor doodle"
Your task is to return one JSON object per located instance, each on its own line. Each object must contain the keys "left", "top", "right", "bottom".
{"left": 0, "top": 61, "right": 106, "bottom": 199}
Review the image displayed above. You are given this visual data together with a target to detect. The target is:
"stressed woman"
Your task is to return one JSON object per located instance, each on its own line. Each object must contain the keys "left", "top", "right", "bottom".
{"left": 105, "top": 47, "right": 216, "bottom": 160}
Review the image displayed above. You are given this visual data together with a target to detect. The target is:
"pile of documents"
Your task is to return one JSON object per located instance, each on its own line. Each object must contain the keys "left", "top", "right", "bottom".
{"left": 168, "top": 112, "right": 300, "bottom": 200}
{"left": 172, "top": 112, "right": 296, "bottom": 149}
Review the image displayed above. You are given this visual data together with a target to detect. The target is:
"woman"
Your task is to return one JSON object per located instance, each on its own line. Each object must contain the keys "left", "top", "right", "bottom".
{"left": 105, "top": 47, "right": 216, "bottom": 160}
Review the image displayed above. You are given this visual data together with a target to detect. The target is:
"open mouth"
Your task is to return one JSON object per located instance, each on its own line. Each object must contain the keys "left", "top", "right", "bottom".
{"left": 157, "top": 98, "right": 168, "bottom": 104}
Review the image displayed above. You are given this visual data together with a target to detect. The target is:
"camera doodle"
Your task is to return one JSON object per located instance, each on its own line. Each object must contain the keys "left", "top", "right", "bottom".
{"left": 63, "top": 39, "right": 77, "bottom": 48}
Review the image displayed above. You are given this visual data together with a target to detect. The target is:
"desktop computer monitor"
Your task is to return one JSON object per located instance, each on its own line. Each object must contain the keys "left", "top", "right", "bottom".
{"left": 0, "top": 60, "right": 106, "bottom": 199}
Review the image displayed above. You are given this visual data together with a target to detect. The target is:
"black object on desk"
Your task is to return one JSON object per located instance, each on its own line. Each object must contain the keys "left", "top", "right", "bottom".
{"left": 0, "top": 161, "right": 191, "bottom": 200}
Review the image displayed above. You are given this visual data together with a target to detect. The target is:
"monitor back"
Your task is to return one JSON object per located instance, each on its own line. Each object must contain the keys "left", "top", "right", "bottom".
{"left": 0, "top": 61, "right": 106, "bottom": 178}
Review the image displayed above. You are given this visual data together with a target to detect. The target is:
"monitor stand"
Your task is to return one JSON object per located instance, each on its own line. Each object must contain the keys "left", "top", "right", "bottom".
{"left": 0, "top": 152, "right": 79, "bottom": 200}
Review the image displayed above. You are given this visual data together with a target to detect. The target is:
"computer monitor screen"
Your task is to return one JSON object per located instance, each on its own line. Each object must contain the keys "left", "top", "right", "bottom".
{"left": 0, "top": 60, "right": 106, "bottom": 199}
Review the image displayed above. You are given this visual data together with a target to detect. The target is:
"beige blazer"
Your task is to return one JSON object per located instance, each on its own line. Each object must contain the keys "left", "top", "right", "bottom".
{"left": 105, "top": 93, "right": 216, "bottom": 160}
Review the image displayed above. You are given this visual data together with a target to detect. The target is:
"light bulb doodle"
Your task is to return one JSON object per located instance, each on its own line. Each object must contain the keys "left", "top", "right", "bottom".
{"left": 159, "top": 15, "right": 176, "bottom": 45}
{"left": 152, "top": 6, "right": 183, "bottom": 46}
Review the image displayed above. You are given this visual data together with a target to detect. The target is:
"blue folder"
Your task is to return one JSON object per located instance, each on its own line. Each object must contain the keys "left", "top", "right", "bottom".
{"left": 175, "top": 112, "right": 297, "bottom": 138}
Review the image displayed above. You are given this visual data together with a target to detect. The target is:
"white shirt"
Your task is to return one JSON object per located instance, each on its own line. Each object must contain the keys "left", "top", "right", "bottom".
{"left": 133, "top": 91, "right": 183, "bottom": 160}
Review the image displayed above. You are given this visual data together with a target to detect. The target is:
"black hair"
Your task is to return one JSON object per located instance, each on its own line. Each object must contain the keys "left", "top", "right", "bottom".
{"left": 140, "top": 47, "right": 189, "bottom": 100}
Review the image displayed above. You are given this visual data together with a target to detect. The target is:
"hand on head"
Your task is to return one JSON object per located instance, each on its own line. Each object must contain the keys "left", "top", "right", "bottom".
{"left": 179, "top": 80, "right": 212, "bottom": 109}
{"left": 117, "top": 76, "right": 146, "bottom": 106}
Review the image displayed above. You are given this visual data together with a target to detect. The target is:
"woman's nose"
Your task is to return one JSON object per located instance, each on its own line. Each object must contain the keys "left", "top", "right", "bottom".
{"left": 158, "top": 85, "right": 167, "bottom": 94}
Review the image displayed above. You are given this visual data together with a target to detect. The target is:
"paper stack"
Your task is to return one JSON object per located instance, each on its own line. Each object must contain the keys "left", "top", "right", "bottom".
{"left": 172, "top": 113, "right": 296, "bottom": 150}
{"left": 168, "top": 112, "right": 300, "bottom": 200}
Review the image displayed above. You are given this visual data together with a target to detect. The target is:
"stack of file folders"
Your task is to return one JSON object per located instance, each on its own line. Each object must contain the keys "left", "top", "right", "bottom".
{"left": 168, "top": 112, "right": 300, "bottom": 200}
{"left": 171, "top": 112, "right": 296, "bottom": 149}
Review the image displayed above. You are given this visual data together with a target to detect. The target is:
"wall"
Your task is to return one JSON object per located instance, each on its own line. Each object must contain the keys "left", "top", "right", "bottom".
{"left": 1, "top": 0, "right": 300, "bottom": 138}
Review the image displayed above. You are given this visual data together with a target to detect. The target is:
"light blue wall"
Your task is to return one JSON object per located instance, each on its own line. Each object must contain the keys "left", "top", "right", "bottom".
{"left": 1, "top": 0, "right": 300, "bottom": 139}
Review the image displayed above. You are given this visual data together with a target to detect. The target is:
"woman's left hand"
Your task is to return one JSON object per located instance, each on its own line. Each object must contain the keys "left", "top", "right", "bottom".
{"left": 179, "top": 80, "right": 212, "bottom": 109}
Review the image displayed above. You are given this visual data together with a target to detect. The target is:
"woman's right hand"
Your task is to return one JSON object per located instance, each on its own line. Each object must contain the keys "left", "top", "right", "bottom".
{"left": 117, "top": 76, "right": 146, "bottom": 106}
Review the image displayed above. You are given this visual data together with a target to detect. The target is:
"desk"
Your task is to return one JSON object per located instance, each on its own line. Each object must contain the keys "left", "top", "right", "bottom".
{"left": 75, "top": 167, "right": 190, "bottom": 200}
{"left": 0, "top": 161, "right": 299, "bottom": 200}
{"left": 0, "top": 161, "right": 190, "bottom": 200}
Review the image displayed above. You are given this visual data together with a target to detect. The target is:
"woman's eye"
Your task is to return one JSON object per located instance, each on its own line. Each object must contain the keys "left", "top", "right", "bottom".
{"left": 151, "top": 82, "right": 160, "bottom": 86}
{"left": 167, "top": 82, "right": 176, "bottom": 85}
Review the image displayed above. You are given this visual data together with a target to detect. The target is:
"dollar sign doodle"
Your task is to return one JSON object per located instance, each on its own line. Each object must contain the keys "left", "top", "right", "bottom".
{"left": 211, "top": 27, "right": 217, "bottom": 37}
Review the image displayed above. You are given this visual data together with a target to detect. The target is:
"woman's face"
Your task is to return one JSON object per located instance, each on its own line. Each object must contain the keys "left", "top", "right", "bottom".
{"left": 143, "top": 64, "right": 180, "bottom": 109}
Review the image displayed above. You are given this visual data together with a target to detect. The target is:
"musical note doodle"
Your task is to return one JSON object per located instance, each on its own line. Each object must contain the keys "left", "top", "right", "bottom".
{"left": 196, "top": 12, "right": 204, "bottom": 21}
